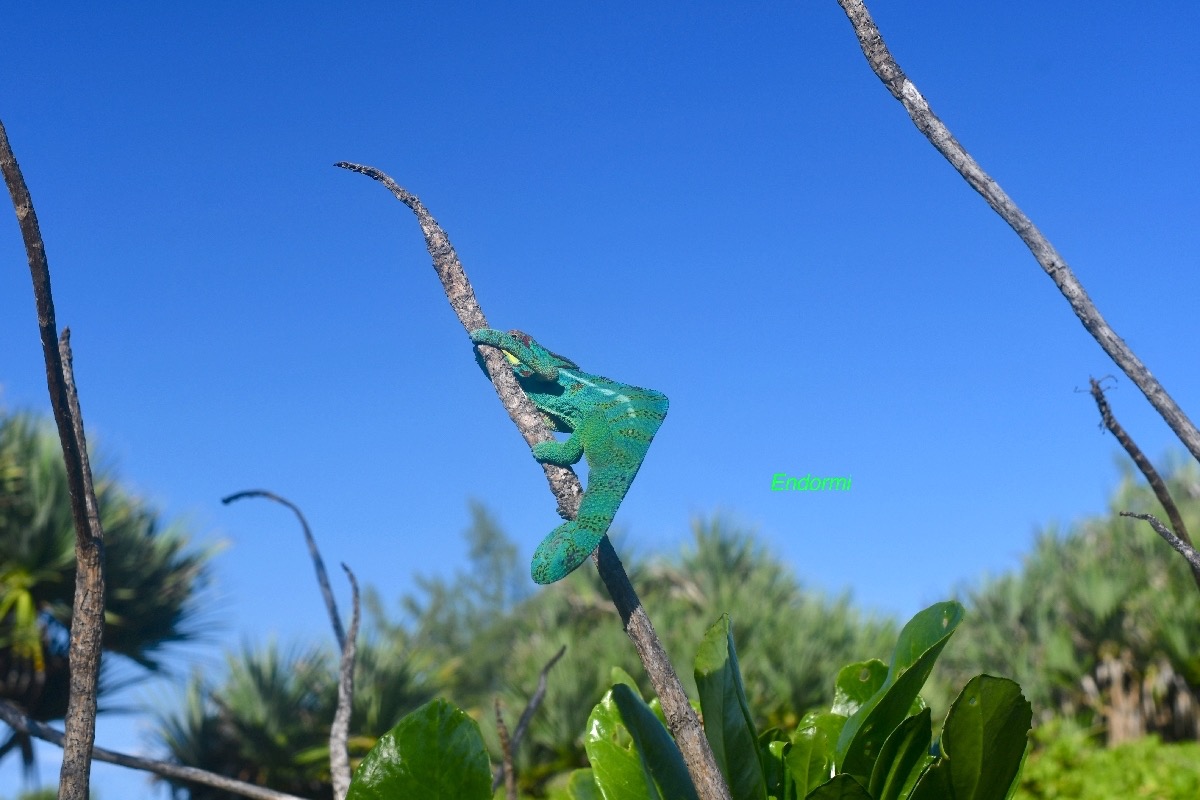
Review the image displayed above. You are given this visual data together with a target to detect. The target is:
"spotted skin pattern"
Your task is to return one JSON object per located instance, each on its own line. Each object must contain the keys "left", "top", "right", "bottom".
{"left": 470, "top": 329, "right": 669, "bottom": 584}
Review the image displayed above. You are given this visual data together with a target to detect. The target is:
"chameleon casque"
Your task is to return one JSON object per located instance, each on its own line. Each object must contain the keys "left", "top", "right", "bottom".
{"left": 470, "top": 329, "right": 669, "bottom": 584}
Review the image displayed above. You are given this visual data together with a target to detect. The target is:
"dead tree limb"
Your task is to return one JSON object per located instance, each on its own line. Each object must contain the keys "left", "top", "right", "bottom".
{"left": 0, "top": 117, "right": 107, "bottom": 800}
{"left": 1088, "top": 378, "right": 1200, "bottom": 590}
{"left": 335, "top": 162, "right": 732, "bottom": 800}
{"left": 834, "top": 0, "right": 1200, "bottom": 464}
{"left": 1121, "top": 512, "right": 1200, "bottom": 574}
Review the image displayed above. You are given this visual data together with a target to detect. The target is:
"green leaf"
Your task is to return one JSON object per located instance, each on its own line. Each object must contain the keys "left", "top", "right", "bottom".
{"left": 695, "top": 614, "right": 768, "bottom": 800}
{"left": 831, "top": 660, "right": 887, "bottom": 718}
{"left": 762, "top": 739, "right": 791, "bottom": 800}
{"left": 786, "top": 724, "right": 834, "bottom": 798}
{"left": 611, "top": 683, "right": 700, "bottom": 800}
{"left": 584, "top": 687, "right": 660, "bottom": 800}
{"left": 837, "top": 601, "right": 964, "bottom": 779}
{"left": 940, "top": 675, "right": 1032, "bottom": 800}
{"left": 804, "top": 773, "right": 873, "bottom": 800}
{"left": 567, "top": 769, "right": 602, "bottom": 800}
{"left": 794, "top": 711, "right": 846, "bottom": 765}
{"left": 867, "top": 707, "right": 931, "bottom": 800}
{"left": 346, "top": 697, "right": 491, "bottom": 800}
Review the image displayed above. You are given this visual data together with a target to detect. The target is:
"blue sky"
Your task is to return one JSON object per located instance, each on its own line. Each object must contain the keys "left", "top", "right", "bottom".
{"left": 2, "top": 2, "right": 1198, "bottom": 797}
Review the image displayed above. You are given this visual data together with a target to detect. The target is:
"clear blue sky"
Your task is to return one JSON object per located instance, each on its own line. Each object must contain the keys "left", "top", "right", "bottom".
{"left": 2, "top": 2, "right": 1198, "bottom": 797}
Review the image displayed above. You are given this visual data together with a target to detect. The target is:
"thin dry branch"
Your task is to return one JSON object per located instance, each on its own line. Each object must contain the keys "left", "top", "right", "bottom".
{"left": 336, "top": 163, "right": 731, "bottom": 800}
{"left": 492, "top": 644, "right": 566, "bottom": 792}
{"left": 223, "top": 489, "right": 346, "bottom": 650}
{"left": 330, "top": 564, "right": 361, "bottom": 800}
{"left": 835, "top": 0, "right": 1200, "bottom": 465}
{"left": 0, "top": 700, "right": 306, "bottom": 800}
{"left": 494, "top": 699, "right": 517, "bottom": 800}
{"left": 0, "top": 117, "right": 107, "bottom": 800}
{"left": 1121, "top": 512, "right": 1200, "bottom": 574}
{"left": 1089, "top": 378, "right": 1200, "bottom": 590}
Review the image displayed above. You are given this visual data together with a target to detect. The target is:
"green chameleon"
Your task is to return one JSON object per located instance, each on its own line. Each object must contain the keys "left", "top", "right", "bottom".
{"left": 470, "top": 328, "right": 669, "bottom": 584}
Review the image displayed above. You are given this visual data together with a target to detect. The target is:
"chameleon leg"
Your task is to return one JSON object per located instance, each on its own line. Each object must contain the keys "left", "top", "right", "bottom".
{"left": 532, "top": 434, "right": 584, "bottom": 467}
{"left": 529, "top": 465, "right": 633, "bottom": 584}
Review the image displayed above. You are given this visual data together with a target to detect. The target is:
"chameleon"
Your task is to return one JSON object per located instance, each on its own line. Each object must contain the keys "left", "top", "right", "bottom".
{"left": 470, "top": 328, "right": 669, "bottom": 584}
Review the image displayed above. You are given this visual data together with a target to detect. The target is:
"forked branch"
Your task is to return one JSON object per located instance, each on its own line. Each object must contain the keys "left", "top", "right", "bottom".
{"left": 1, "top": 117, "right": 107, "bottom": 800}
{"left": 1090, "top": 378, "right": 1200, "bottom": 591}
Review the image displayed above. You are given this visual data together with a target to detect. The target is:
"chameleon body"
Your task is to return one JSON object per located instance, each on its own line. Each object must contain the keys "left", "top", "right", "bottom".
{"left": 470, "top": 328, "right": 669, "bottom": 584}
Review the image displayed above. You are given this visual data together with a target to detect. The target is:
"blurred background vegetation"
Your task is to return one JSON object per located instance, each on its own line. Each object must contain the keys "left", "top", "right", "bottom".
{"left": 3, "top": 408, "right": 1199, "bottom": 798}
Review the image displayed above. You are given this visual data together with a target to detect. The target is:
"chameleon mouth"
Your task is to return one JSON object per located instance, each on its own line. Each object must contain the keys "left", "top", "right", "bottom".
{"left": 503, "top": 350, "right": 523, "bottom": 367}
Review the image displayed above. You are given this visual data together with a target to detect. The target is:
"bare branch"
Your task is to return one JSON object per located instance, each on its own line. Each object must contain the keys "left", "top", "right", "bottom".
{"left": 1120, "top": 512, "right": 1200, "bottom": 574}
{"left": 1089, "top": 379, "right": 1200, "bottom": 590}
{"left": 494, "top": 699, "right": 517, "bottom": 800}
{"left": 834, "top": 0, "right": 1200, "bottom": 464}
{"left": 0, "top": 700, "right": 306, "bottom": 800}
{"left": 0, "top": 117, "right": 107, "bottom": 800}
{"left": 492, "top": 644, "right": 565, "bottom": 792}
{"left": 337, "top": 164, "right": 731, "bottom": 800}
{"left": 330, "top": 564, "right": 361, "bottom": 800}
{"left": 222, "top": 489, "right": 346, "bottom": 650}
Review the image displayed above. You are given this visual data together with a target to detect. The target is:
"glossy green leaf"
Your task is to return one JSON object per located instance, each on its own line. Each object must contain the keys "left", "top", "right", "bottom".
{"left": 837, "top": 601, "right": 964, "bottom": 779}
{"left": 831, "top": 660, "right": 887, "bottom": 717}
{"left": 867, "top": 707, "right": 931, "bottom": 800}
{"left": 584, "top": 687, "right": 660, "bottom": 800}
{"left": 804, "top": 773, "right": 873, "bottom": 800}
{"left": 762, "top": 739, "right": 791, "bottom": 800}
{"left": 611, "top": 683, "right": 700, "bottom": 800}
{"left": 346, "top": 697, "right": 491, "bottom": 800}
{"left": 695, "top": 614, "right": 768, "bottom": 800}
{"left": 786, "top": 724, "right": 833, "bottom": 798}
{"left": 795, "top": 711, "right": 846, "bottom": 765}
{"left": 943, "top": 675, "right": 1031, "bottom": 800}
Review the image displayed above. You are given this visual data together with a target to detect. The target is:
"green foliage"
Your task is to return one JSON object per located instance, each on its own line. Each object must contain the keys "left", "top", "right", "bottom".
{"left": 837, "top": 602, "right": 963, "bottom": 779}
{"left": 564, "top": 603, "right": 1029, "bottom": 800}
{"left": 347, "top": 698, "right": 491, "bottom": 800}
{"left": 348, "top": 602, "right": 1029, "bottom": 800}
{"left": 580, "top": 681, "right": 698, "bottom": 800}
{"left": 1013, "top": 719, "right": 1200, "bottom": 799}
{"left": 695, "top": 614, "right": 766, "bottom": 799}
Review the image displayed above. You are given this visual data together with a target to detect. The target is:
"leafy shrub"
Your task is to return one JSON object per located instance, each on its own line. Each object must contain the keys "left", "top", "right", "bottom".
{"left": 347, "top": 601, "right": 1031, "bottom": 799}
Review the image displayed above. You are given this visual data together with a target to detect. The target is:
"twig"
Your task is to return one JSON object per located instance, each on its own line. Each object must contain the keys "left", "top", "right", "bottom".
{"left": 494, "top": 699, "right": 517, "bottom": 800}
{"left": 1, "top": 117, "right": 107, "bottom": 800}
{"left": 0, "top": 699, "right": 306, "bottom": 800}
{"left": 222, "top": 489, "right": 346, "bottom": 650}
{"left": 330, "top": 565, "right": 360, "bottom": 800}
{"left": 337, "top": 163, "right": 731, "bottom": 800}
{"left": 1089, "top": 378, "right": 1200, "bottom": 590}
{"left": 834, "top": 0, "right": 1200, "bottom": 465}
{"left": 1120, "top": 512, "right": 1200, "bottom": 574}
{"left": 492, "top": 644, "right": 565, "bottom": 792}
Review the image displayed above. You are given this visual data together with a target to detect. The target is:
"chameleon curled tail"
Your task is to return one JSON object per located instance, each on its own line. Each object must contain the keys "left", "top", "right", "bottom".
{"left": 470, "top": 328, "right": 669, "bottom": 584}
